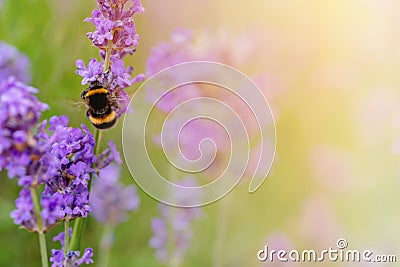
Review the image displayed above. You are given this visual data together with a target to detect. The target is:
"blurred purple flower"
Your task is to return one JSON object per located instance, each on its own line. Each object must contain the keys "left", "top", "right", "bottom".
{"left": 91, "top": 163, "right": 139, "bottom": 225}
{"left": 265, "top": 232, "right": 293, "bottom": 251}
{"left": 146, "top": 29, "right": 193, "bottom": 77}
{"left": 144, "top": 29, "right": 283, "bottom": 192}
{"left": 310, "top": 145, "right": 356, "bottom": 192}
{"left": 145, "top": 29, "right": 273, "bottom": 173}
{"left": 0, "top": 77, "right": 48, "bottom": 143}
{"left": 149, "top": 218, "right": 168, "bottom": 261}
{"left": 145, "top": 29, "right": 278, "bottom": 122}
{"left": 149, "top": 177, "right": 202, "bottom": 264}
{"left": 0, "top": 41, "right": 31, "bottom": 83}
{"left": 50, "top": 230, "right": 94, "bottom": 266}
{"left": 298, "top": 195, "right": 343, "bottom": 248}
{"left": 0, "top": 77, "right": 48, "bottom": 173}
{"left": 154, "top": 117, "right": 229, "bottom": 164}
{"left": 260, "top": 232, "right": 299, "bottom": 267}
{"left": 145, "top": 82, "right": 202, "bottom": 114}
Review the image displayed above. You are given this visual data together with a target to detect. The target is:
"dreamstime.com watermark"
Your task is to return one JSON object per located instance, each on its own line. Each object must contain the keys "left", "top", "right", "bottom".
{"left": 257, "top": 238, "right": 397, "bottom": 263}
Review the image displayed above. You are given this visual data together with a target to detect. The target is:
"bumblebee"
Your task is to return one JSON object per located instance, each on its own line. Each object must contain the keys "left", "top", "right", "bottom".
{"left": 81, "top": 81, "right": 118, "bottom": 130}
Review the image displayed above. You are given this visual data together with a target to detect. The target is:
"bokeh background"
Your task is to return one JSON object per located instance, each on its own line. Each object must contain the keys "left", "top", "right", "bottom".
{"left": 1, "top": 0, "right": 400, "bottom": 266}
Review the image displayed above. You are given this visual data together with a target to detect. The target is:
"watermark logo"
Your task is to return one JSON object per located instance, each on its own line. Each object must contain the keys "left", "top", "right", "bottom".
{"left": 122, "top": 61, "right": 276, "bottom": 207}
{"left": 257, "top": 238, "right": 397, "bottom": 263}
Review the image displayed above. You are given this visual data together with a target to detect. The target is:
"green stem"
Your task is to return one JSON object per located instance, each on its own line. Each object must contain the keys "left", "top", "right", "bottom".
{"left": 30, "top": 187, "right": 49, "bottom": 267}
{"left": 167, "top": 207, "right": 177, "bottom": 267}
{"left": 212, "top": 197, "right": 231, "bottom": 267}
{"left": 64, "top": 219, "right": 70, "bottom": 260}
{"left": 88, "top": 129, "right": 102, "bottom": 192}
{"left": 94, "top": 129, "right": 102, "bottom": 154}
{"left": 167, "top": 166, "right": 181, "bottom": 267}
{"left": 38, "top": 232, "right": 49, "bottom": 267}
{"left": 70, "top": 217, "right": 85, "bottom": 251}
{"left": 103, "top": 34, "right": 114, "bottom": 72}
{"left": 99, "top": 224, "right": 114, "bottom": 267}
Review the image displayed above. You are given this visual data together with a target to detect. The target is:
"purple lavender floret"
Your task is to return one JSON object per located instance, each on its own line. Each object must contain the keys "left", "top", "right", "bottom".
{"left": 40, "top": 193, "right": 64, "bottom": 227}
{"left": 0, "top": 77, "right": 48, "bottom": 141}
{"left": 75, "top": 59, "right": 103, "bottom": 85}
{"left": 0, "top": 41, "right": 31, "bottom": 83}
{"left": 75, "top": 58, "right": 143, "bottom": 117}
{"left": 75, "top": 57, "right": 144, "bottom": 89}
{"left": 53, "top": 228, "right": 72, "bottom": 247}
{"left": 42, "top": 185, "right": 91, "bottom": 220}
{"left": 0, "top": 77, "right": 48, "bottom": 172}
{"left": 50, "top": 230, "right": 94, "bottom": 266}
{"left": 9, "top": 116, "right": 97, "bottom": 231}
{"left": 91, "top": 163, "right": 139, "bottom": 225}
{"left": 149, "top": 218, "right": 168, "bottom": 261}
{"left": 8, "top": 115, "right": 95, "bottom": 187}
{"left": 36, "top": 116, "right": 96, "bottom": 186}
{"left": 10, "top": 188, "right": 37, "bottom": 232}
{"left": 84, "top": 0, "right": 144, "bottom": 54}
{"left": 37, "top": 116, "right": 96, "bottom": 220}
{"left": 149, "top": 177, "right": 203, "bottom": 264}
{"left": 50, "top": 249, "right": 64, "bottom": 267}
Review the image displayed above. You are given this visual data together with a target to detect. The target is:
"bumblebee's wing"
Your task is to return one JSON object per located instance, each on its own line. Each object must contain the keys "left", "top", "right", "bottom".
{"left": 66, "top": 99, "right": 86, "bottom": 111}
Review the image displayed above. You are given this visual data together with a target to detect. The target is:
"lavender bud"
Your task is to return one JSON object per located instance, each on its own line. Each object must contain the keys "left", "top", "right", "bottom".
{"left": 95, "top": 140, "right": 122, "bottom": 170}
{"left": 10, "top": 188, "right": 37, "bottom": 232}
{"left": 50, "top": 230, "right": 94, "bottom": 266}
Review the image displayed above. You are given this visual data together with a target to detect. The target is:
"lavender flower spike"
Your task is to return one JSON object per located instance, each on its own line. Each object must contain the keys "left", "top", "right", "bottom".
{"left": 76, "top": 0, "right": 145, "bottom": 118}
{"left": 85, "top": 0, "right": 144, "bottom": 55}
{"left": 9, "top": 115, "right": 97, "bottom": 232}
{"left": 0, "top": 77, "right": 48, "bottom": 174}
{"left": 10, "top": 188, "right": 37, "bottom": 232}
{"left": 150, "top": 177, "right": 203, "bottom": 265}
{"left": 39, "top": 116, "right": 96, "bottom": 220}
{"left": 91, "top": 163, "right": 140, "bottom": 225}
{"left": 0, "top": 41, "right": 31, "bottom": 83}
{"left": 50, "top": 230, "right": 94, "bottom": 266}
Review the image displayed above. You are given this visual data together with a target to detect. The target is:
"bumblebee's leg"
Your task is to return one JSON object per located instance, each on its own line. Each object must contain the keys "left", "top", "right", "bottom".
{"left": 86, "top": 109, "right": 91, "bottom": 118}
{"left": 111, "top": 99, "right": 119, "bottom": 109}
{"left": 81, "top": 88, "right": 89, "bottom": 99}
{"left": 108, "top": 94, "right": 119, "bottom": 110}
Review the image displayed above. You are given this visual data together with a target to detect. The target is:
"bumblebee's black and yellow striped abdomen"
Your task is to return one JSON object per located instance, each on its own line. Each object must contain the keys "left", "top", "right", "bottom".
{"left": 81, "top": 82, "right": 117, "bottom": 130}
